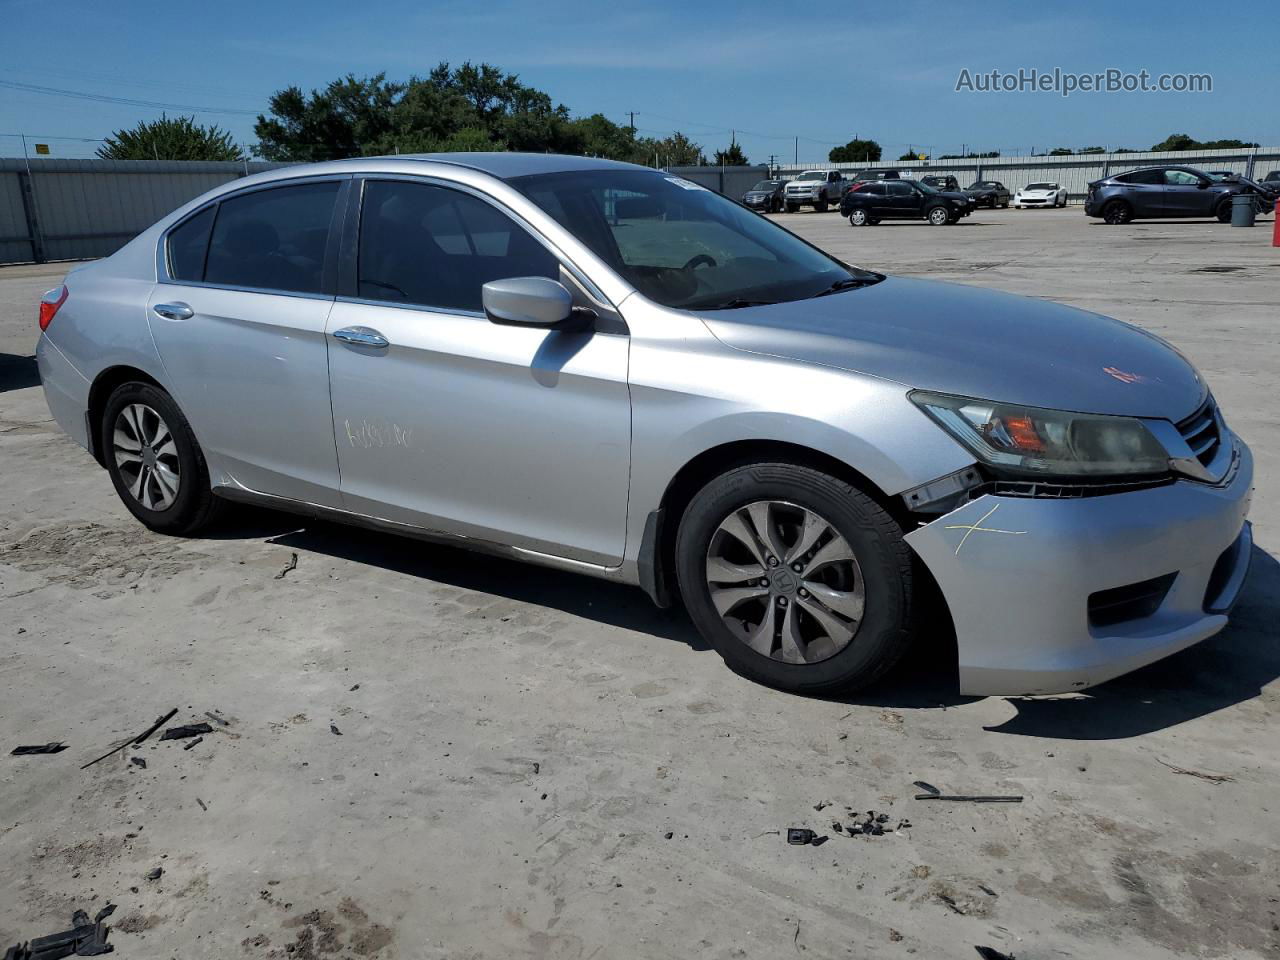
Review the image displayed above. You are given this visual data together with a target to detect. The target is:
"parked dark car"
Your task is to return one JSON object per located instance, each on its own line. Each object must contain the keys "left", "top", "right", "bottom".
{"left": 741, "top": 179, "right": 787, "bottom": 213}
{"left": 1085, "top": 165, "right": 1261, "bottom": 224}
{"left": 1263, "top": 170, "right": 1280, "bottom": 187}
{"left": 841, "top": 178, "right": 973, "bottom": 226}
{"left": 964, "top": 181, "right": 1010, "bottom": 208}
{"left": 848, "top": 168, "right": 909, "bottom": 185}
{"left": 921, "top": 175, "right": 960, "bottom": 191}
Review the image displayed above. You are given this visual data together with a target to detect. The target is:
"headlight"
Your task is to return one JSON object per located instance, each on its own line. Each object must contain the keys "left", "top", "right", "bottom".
{"left": 911, "top": 391, "right": 1170, "bottom": 478}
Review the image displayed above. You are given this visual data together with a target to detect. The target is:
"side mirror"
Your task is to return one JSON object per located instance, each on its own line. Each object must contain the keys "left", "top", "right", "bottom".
{"left": 1197, "top": 179, "right": 1210, "bottom": 189}
{"left": 482, "top": 277, "right": 583, "bottom": 331}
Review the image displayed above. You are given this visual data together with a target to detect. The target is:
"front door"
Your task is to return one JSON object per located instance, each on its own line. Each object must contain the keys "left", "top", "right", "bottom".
{"left": 325, "top": 178, "right": 631, "bottom": 566}
{"left": 1162, "top": 169, "right": 1213, "bottom": 217}
{"left": 147, "top": 179, "right": 345, "bottom": 505}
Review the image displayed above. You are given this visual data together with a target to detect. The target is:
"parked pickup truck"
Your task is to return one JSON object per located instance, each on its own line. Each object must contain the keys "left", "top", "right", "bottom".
{"left": 784, "top": 170, "right": 846, "bottom": 212}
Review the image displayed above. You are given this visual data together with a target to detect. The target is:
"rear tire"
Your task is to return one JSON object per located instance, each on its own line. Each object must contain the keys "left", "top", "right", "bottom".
{"left": 675, "top": 462, "right": 916, "bottom": 695}
{"left": 1102, "top": 199, "right": 1132, "bottom": 224}
{"left": 101, "top": 381, "right": 223, "bottom": 536}
{"left": 1215, "top": 199, "right": 1232, "bottom": 223}
{"left": 848, "top": 208, "right": 869, "bottom": 226}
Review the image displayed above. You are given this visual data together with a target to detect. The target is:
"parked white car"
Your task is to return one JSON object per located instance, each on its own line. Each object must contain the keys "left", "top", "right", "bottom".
{"left": 1013, "top": 182, "right": 1069, "bottom": 208}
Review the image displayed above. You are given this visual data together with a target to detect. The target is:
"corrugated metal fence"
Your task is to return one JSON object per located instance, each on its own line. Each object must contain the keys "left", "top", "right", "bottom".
{"left": 2, "top": 149, "right": 1278, "bottom": 266}
{"left": 0, "top": 158, "right": 289, "bottom": 265}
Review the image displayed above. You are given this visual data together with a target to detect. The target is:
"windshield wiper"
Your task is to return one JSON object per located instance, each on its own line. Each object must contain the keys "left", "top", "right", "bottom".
{"left": 808, "top": 276, "right": 880, "bottom": 299}
{"left": 699, "top": 298, "right": 777, "bottom": 310}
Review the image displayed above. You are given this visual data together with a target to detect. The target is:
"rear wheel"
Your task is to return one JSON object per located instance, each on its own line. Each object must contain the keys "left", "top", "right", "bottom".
{"left": 675, "top": 462, "right": 915, "bottom": 694}
{"left": 1000, "top": 197, "right": 1009, "bottom": 208}
{"left": 1215, "top": 199, "right": 1232, "bottom": 223}
{"left": 785, "top": 202, "right": 799, "bottom": 213}
{"left": 848, "top": 208, "right": 869, "bottom": 226}
{"left": 816, "top": 197, "right": 829, "bottom": 213}
{"left": 101, "top": 381, "right": 223, "bottom": 535}
{"left": 1102, "top": 199, "right": 1132, "bottom": 224}
{"left": 927, "top": 206, "right": 950, "bottom": 225}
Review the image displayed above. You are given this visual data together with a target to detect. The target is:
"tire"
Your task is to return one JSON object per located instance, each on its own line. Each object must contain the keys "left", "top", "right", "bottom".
{"left": 675, "top": 462, "right": 915, "bottom": 694}
{"left": 1215, "top": 200, "right": 1232, "bottom": 223}
{"left": 1102, "top": 199, "right": 1132, "bottom": 225}
{"left": 101, "top": 381, "right": 223, "bottom": 536}
{"left": 816, "top": 197, "right": 829, "bottom": 213}
{"left": 1000, "top": 198, "right": 1009, "bottom": 208}
{"left": 927, "top": 205, "right": 950, "bottom": 225}
{"left": 785, "top": 202, "right": 799, "bottom": 213}
{"left": 848, "top": 208, "right": 869, "bottom": 226}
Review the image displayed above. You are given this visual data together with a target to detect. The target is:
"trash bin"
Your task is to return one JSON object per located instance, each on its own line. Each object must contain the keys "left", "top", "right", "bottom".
{"left": 1231, "top": 193, "right": 1256, "bottom": 227}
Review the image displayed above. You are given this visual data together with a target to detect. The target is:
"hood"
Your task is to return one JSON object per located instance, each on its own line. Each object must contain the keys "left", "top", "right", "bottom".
{"left": 700, "top": 276, "right": 1205, "bottom": 421}
{"left": 937, "top": 191, "right": 970, "bottom": 202}
{"left": 1021, "top": 188, "right": 1055, "bottom": 195}
{"left": 964, "top": 186, "right": 993, "bottom": 194}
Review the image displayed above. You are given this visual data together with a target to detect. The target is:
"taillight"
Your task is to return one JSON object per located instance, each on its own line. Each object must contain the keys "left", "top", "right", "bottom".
{"left": 39, "top": 285, "right": 68, "bottom": 332}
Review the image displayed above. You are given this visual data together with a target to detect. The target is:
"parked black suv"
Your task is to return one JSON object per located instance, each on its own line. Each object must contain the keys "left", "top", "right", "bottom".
{"left": 965, "top": 180, "right": 1010, "bottom": 208}
{"left": 1085, "top": 165, "right": 1261, "bottom": 224}
{"left": 741, "top": 179, "right": 786, "bottom": 213}
{"left": 841, "top": 178, "right": 973, "bottom": 225}
{"left": 921, "top": 175, "right": 960, "bottom": 191}
{"left": 848, "top": 168, "right": 909, "bottom": 184}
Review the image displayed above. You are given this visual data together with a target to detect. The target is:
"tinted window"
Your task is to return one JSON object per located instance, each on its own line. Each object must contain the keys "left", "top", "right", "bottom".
{"left": 888, "top": 182, "right": 913, "bottom": 197}
{"left": 167, "top": 205, "right": 215, "bottom": 281}
{"left": 863, "top": 182, "right": 886, "bottom": 196}
{"left": 205, "top": 182, "right": 338, "bottom": 294}
{"left": 1117, "top": 169, "right": 1164, "bottom": 185}
{"left": 358, "top": 180, "right": 558, "bottom": 313}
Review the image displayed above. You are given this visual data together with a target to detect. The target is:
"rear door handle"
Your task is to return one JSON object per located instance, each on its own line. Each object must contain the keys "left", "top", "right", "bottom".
{"left": 332, "top": 326, "right": 389, "bottom": 348}
{"left": 153, "top": 302, "right": 193, "bottom": 321}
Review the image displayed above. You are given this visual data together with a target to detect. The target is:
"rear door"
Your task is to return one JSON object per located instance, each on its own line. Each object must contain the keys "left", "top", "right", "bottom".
{"left": 1115, "top": 169, "right": 1165, "bottom": 217}
{"left": 324, "top": 177, "right": 631, "bottom": 565}
{"left": 148, "top": 178, "right": 347, "bottom": 505}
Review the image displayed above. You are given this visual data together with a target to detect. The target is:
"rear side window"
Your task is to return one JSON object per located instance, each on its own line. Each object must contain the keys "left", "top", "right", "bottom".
{"left": 1117, "top": 169, "right": 1164, "bottom": 185}
{"left": 167, "top": 206, "right": 215, "bottom": 281}
{"left": 888, "top": 181, "right": 913, "bottom": 197}
{"left": 357, "top": 180, "right": 557, "bottom": 313}
{"left": 204, "top": 182, "right": 339, "bottom": 294}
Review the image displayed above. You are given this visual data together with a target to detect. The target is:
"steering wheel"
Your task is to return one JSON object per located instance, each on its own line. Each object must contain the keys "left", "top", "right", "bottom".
{"left": 683, "top": 254, "right": 717, "bottom": 270}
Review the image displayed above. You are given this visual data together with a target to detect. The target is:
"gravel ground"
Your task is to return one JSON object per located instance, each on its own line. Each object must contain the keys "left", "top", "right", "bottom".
{"left": 1, "top": 208, "right": 1278, "bottom": 959}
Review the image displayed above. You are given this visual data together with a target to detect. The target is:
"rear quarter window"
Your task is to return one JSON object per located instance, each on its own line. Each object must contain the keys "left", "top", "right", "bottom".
{"left": 166, "top": 205, "right": 215, "bottom": 281}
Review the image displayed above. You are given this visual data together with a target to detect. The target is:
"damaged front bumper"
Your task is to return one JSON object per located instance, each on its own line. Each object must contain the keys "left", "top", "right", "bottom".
{"left": 904, "top": 440, "right": 1254, "bottom": 696}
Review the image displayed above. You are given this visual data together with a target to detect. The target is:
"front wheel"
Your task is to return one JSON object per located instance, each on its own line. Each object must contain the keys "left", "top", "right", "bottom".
{"left": 675, "top": 463, "right": 916, "bottom": 694}
{"left": 848, "top": 208, "right": 869, "bottom": 226}
{"left": 1215, "top": 200, "right": 1232, "bottom": 223}
{"left": 1000, "top": 198, "right": 1009, "bottom": 208}
{"left": 101, "top": 381, "right": 223, "bottom": 535}
{"left": 785, "top": 202, "right": 799, "bottom": 213}
{"left": 816, "top": 197, "right": 829, "bottom": 213}
{"left": 927, "top": 206, "right": 950, "bottom": 225}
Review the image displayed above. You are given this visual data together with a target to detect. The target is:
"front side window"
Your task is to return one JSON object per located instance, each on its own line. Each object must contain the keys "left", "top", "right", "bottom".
{"left": 514, "top": 169, "right": 877, "bottom": 310}
{"left": 167, "top": 205, "right": 215, "bottom": 281}
{"left": 357, "top": 180, "right": 558, "bottom": 313}
{"left": 204, "top": 182, "right": 339, "bottom": 294}
{"left": 1164, "top": 169, "right": 1201, "bottom": 186}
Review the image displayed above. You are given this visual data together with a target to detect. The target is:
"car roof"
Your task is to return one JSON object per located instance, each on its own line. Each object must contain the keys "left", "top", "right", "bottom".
{"left": 391, "top": 152, "right": 649, "bottom": 179}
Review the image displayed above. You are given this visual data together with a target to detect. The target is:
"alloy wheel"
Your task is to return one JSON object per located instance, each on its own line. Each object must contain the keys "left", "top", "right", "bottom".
{"left": 113, "top": 402, "right": 181, "bottom": 511}
{"left": 704, "top": 500, "right": 864, "bottom": 664}
{"left": 849, "top": 209, "right": 867, "bottom": 226}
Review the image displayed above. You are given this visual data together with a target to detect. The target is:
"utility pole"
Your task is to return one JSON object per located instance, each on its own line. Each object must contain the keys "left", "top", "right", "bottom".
{"left": 629, "top": 112, "right": 635, "bottom": 136}
{"left": 794, "top": 136, "right": 798, "bottom": 165}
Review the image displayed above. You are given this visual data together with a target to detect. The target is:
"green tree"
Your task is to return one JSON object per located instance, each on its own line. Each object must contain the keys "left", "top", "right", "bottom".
{"left": 98, "top": 115, "right": 243, "bottom": 161}
{"left": 898, "top": 149, "right": 927, "bottom": 161}
{"left": 1078, "top": 146, "right": 1106, "bottom": 154}
{"left": 829, "top": 138, "right": 881, "bottom": 163}
{"left": 254, "top": 64, "right": 580, "bottom": 160}
{"left": 649, "top": 131, "right": 705, "bottom": 167}
{"left": 1150, "top": 133, "right": 1260, "bottom": 152}
{"left": 713, "top": 141, "right": 748, "bottom": 165}
{"left": 1048, "top": 147, "right": 1073, "bottom": 156}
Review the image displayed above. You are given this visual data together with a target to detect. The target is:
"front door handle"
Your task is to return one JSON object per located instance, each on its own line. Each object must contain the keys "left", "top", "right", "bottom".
{"left": 332, "top": 326, "right": 390, "bottom": 348}
{"left": 153, "top": 302, "right": 193, "bottom": 321}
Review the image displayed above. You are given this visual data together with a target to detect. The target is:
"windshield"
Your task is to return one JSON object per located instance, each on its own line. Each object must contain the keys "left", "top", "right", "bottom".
{"left": 1026, "top": 182, "right": 1058, "bottom": 190}
{"left": 795, "top": 171, "right": 825, "bottom": 181}
{"left": 914, "top": 180, "right": 938, "bottom": 194}
{"left": 749, "top": 181, "right": 776, "bottom": 191}
{"left": 968, "top": 182, "right": 995, "bottom": 189}
{"left": 512, "top": 169, "right": 879, "bottom": 310}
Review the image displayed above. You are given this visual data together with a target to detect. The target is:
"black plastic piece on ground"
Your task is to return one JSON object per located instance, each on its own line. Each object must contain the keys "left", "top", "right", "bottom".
{"left": 10, "top": 743, "right": 67, "bottom": 756}
{"left": 159, "top": 723, "right": 213, "bottom": 741}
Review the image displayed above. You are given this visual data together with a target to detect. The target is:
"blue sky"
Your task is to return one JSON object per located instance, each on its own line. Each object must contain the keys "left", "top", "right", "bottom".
{"left": 2, "top": 0, "right": 1275, "bottom": 162}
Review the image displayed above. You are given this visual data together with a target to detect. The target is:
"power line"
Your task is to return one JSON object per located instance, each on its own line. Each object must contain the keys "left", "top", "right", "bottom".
{"left": 0, "top": 79, "right": 261, "bottom": 117}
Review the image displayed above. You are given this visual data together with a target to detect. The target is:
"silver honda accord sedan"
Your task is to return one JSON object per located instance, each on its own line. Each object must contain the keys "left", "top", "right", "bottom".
{"left": 36, "top": 154, "right": 1253, "bottom": 696}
